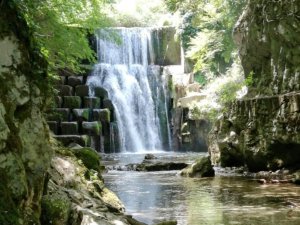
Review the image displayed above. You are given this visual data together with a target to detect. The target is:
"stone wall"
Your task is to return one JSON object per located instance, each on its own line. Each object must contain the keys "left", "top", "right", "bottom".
{"left": 209, "top": 0, "right": 300, "bottom": 172}
{"left": 46, "top": 73, "right": 118, "bottom": 153}
{"left": 0, "top": 2, "right": 52, "bottom": 224}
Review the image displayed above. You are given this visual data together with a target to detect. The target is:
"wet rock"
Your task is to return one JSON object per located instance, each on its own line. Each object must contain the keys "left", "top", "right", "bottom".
{"left": 180, "top": 156, "right": 215, "bottom": 178}
{"left": 93, "top": 108, "right": 111, "bottom": 123}
{"left": 144, "top": 154, "right": 157, "bottom": 160}
{"left": 136, "top": 162, "right": 188, "bottom": 172}
{"left": 94, "top": 86, "right": 108, "bottom": 99}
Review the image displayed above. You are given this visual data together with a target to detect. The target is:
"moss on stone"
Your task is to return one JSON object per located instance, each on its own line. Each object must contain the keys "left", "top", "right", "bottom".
{"left": 180, "top": 156, "right": 214, "bottom": 178}
{"left": 71, "top": 147, "right": 101, "bottom": 172}
{"left": 63, "top": 96, "right": 82, "bottom": 109}
{"left": 41, "top": 192, "right": 71, "bottom": 225}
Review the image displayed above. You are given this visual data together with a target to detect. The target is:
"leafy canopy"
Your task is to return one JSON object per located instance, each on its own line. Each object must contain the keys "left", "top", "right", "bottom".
{"left": 165, "top": 0, "right": 246, "bottom": 80}
{"left": 13, "top": 0, "right": 112, "bottom": 75}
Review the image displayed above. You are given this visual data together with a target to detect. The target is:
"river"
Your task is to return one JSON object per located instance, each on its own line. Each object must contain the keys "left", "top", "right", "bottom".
{"left": 102, "top": 152, "right": 300, "bottom": 225}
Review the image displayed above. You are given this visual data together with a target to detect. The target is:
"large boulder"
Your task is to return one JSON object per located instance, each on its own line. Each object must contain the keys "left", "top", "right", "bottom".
{"left": 180, "top": 156, "right": 215, "bottom": 178}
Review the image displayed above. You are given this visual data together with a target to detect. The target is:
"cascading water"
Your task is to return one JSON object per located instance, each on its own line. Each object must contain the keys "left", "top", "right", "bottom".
{"left": 87, "top": 28, "right": 171, "bottom": 152}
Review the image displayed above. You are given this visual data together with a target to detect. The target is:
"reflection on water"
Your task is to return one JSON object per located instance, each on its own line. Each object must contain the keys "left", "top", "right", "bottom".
{"left": 102, "top": 153, "right": 300, "bottom": 225}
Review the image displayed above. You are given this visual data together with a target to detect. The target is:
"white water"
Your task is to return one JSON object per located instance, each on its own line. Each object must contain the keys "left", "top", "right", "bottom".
{"left": 88, "top": 28, "right": 170, "bottom": 152}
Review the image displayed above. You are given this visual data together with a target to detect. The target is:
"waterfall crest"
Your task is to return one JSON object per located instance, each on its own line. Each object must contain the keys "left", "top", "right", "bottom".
{"left": 88, "top": 28, "right": 170, "bottom": 152}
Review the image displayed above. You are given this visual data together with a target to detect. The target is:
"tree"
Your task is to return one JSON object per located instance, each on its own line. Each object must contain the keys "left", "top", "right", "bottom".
{"left": 165, "top": 0, "right": 246, "bottom": 81}
{"left": 13, "top": 0, "right": 112, "bottom": 76}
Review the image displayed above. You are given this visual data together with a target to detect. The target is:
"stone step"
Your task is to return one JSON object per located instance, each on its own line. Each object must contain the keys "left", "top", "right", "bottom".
{"left": 75, "top": 85, "right": 89, "bottom": 97}
{"left": 47, "top": 121, "right": 59, "bottom": 135}
{"left": 84, "top": 97, "right": 101, "bottom": 109}
{"left": 54, "top": 96, "right": 63, "bottom": 108}
{"left": 93, "top": 109, "right": 110, "bottom": 123}
{"left": 94, "top": 87, "right": 108, "bottom": 99}
{"left": 53, "top": 135, "right": 91, "bottom": 147}
{"left": 55, "top": 85, "right": 74, "bottom": 96}
{"left": 72, "top": 108, "right": 91, "bottom": 121}
{"left": 63, "top": 96, "right": 82, "bottom": 109}
{"left": 67, "top": 76, "right": 84, "bottom": 87}
{"left": 82, "top": 121, "right": 102, "bottom": 136}
{"left": 46, "top": 108, "right": 70, "bottom": 122}
{"left": 61, "top": 122, "right": 79, "bottom": 135}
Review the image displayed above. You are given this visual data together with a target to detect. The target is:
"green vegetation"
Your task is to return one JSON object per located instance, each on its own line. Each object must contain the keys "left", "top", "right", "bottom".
{"left": 165, "top": 0, "right": 246, "bottom": 81}
{"left": 13, "top": 0, "right": 112, "bottom": 77}
{"left": 71, "top": 147, "right": 102, "bottom": 172}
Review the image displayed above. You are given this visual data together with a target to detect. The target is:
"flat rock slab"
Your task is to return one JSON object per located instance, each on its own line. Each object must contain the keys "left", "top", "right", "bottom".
{"left": 53, "top": 135, "right": 91, "bottom": 147}
{"left": 109, "top": 161, "right": 188, "bottom": 172}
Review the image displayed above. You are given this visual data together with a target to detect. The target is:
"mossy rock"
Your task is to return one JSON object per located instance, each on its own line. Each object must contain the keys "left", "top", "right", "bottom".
{"left": 71, "top": 147, "right": 101, "bottom": 172}
{"left": 180, "top": 156, "right": 214, "bottom": 178}
{"left": 41, "top": 192, "right": 71, "bottom": 225}
{"left": 63, "top": 96, "right": 82, "bottom": 109}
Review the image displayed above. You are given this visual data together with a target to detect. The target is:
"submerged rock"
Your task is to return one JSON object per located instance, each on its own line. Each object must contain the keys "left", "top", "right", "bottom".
{"left": 180, "top": 156, "right": 215, "bottom": 178}
{"left": 136, "top": 162, "right": 188, "bottom": 172}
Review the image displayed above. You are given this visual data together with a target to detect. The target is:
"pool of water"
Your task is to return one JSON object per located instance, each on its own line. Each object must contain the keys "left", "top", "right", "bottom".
{"left": 102, "top": 153, "right": 300, "bottom": 225}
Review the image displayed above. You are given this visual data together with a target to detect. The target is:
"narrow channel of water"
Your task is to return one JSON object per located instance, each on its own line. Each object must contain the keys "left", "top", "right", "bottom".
{"left": 102, "top": 153, "right": 300, "bottom": 225}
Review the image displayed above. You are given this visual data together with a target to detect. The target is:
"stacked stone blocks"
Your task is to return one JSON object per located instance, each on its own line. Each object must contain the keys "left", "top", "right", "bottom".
{"left": 47, "top": 74, "right": 114, "bottom": 152}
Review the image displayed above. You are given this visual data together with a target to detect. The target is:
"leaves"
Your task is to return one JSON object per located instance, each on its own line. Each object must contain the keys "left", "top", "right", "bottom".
{"left": 14, "top": 0, "right": 112, "bottom": 75}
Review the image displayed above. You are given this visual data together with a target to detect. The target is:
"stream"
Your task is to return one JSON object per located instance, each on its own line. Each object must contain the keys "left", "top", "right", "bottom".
{"left": 102, "top": 152, "right": 300, "bottom": 225}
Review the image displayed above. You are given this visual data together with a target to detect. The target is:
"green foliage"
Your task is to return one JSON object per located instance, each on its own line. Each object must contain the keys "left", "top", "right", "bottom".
{"left": 165, "top": 0, "right": 246, "bottom": 78}
{"left": 245, "top": 71, "right": 254, "bottom": 87}
{"left": 13, "top": 0, "right": 112, "bottom": 76}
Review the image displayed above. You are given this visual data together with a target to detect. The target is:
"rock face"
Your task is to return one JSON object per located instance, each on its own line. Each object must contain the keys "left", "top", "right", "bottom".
{"left": 209, "top": 0, "right": 300, "bottom": 172}
{"left": 0, "top": 2, "right": 52, "bottom": 224}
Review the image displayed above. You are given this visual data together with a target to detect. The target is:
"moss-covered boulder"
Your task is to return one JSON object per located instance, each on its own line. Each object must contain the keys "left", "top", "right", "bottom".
{"left": 180, "top": 156, "right": 215, "bottom": 178}
{"left": 71, "top": 147, "right": 102, "bottom": 172}
{"left": 41, "top": 192, "right": 71, "bottom": 225}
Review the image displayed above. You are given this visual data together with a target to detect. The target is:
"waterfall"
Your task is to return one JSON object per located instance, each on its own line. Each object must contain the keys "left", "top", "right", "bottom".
{"left": 88, "top": 28, "right": 171, "bottom": 152}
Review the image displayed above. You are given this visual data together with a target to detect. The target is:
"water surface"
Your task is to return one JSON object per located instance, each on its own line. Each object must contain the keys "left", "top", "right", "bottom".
{"left": 102, "top": 153, "right": 300, "bottom": 225}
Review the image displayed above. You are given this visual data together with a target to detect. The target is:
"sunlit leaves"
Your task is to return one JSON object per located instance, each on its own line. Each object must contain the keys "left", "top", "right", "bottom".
{"left": 13, "top": 0, "right": 111, "bottom": 75}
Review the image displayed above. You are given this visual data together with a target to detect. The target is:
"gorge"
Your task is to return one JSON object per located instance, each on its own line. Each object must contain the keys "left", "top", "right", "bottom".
{"left": 0, "top": 0, "right": 300, "bottom": 225}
